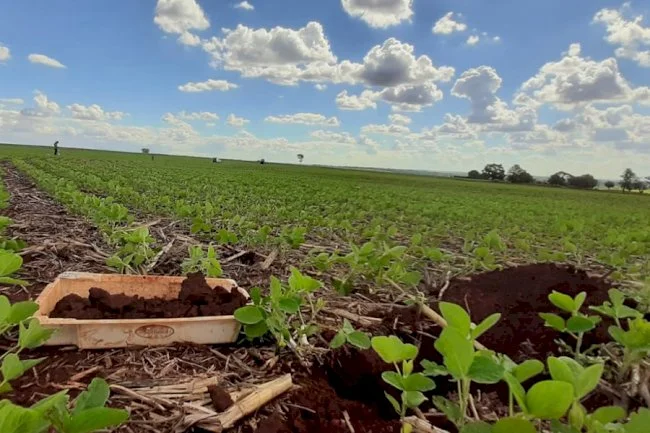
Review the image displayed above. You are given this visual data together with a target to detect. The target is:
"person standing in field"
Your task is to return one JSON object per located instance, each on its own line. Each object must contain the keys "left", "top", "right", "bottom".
{"left": 53, "top": 140, "right": 59, "bottom": 156}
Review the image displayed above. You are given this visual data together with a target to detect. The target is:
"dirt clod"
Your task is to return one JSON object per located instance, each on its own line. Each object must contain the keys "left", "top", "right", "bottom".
{"left": 50, "top": 273, "right": 247, "bottom": 319}
{"left": 207, "top": 384, "right": 234, "bottom": 412}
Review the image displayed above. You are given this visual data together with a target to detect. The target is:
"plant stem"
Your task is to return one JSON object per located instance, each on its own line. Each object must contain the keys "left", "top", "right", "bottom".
{"left": 508, "top": 392, "right": 514, "bottom": 417}
{"left": 575, "top": 332, "right": 584, "bottom": 355}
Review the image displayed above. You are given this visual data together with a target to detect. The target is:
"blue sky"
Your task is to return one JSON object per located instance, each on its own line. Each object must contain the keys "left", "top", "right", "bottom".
{"left": 1, "top": 0, "right": 650, "bottom": 177}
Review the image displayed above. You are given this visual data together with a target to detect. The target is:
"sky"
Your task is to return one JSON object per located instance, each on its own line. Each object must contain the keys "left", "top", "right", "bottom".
{"left": 1, "top": 0, "right": 650, "bottom": 178}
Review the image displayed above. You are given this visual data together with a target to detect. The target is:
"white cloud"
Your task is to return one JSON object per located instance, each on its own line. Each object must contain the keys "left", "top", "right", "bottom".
{"left": 361, "top": 123, "right": 410, "bottom": 135}
{"left": 336, "top": 90, "right": 378, "bottom": 110}
{"left": 154, "top": 0, "right": 209, "bottom": 35}
{"left": 0, "top": 98, "right": 23, "bottom": 105}
{"left": 28, "top": 54, "right": 66, "bottom": 68}
{"left": 379, "top": 81, "right": 443, "bottom": 112}
{"left": 0, "top": 44, "right": 10, "bottom": 62}
{"left": 389, "top": 113, "right": 411, "bottom": 125}
{"left": 310, "top": 129, "right": 356, "bottom": 144}
{"left": 177, "top": 111, "right": 219, "bottom": 121}
{"left": 68, "top": 103, "right": 126, "bottom": 121}
{"left": 178, "top": 31, "right": 201, "bottom": 46}
{"left": 265, "top": 112, "right": 340, "bottom": 127}
{"left": 493, "top": 36, "right": 501, "bottom": 42}
{"left": 466, "top": 35, "right": 480, "bottom": 46}
{"left": 521, "top": 43, "right": 650, "bottom": 108}
{"left": 315, "top": 83, "right": 328, "bottom": 91}
{"left": 433, "top": 12, "right": 467, "bottom": 35}
{"left": 226, "top": 113, "right": 249, "bottom": 127}
{"left": 341, "top": 0, "right": 413, "bottom": 29}
{"left": 593, "top": 4, "right": 650, "bottom": 67}
{"left": 234, "top": 1, "right": 254, "bottom": 11}
{"left": 178, "top": 79, "right": 239, "bottom": 92}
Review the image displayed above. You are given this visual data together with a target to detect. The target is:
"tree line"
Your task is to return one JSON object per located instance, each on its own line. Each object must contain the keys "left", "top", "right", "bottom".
{"left": 467, "top": 164, "right": 649, "bottom": 193}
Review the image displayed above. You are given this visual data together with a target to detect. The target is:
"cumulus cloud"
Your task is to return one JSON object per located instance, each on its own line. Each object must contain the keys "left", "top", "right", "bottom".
{"left": 68, "top": 103, "right": 126, "bottom": 121}
{"left": 433, "top": 12, "right": 467, "bottom": 35}
{"left": 0, "top": 98, "right": 23, "bottom": 105}
{"left": 20, "top": 91, "right": 60, "bottom": 117}
{"left": 593, "top": 4, "right": 650, "bottom": 67}
{"left": 521, "top": 43, "right": 650, "bottom": 108}
{"left": 28, "top": 54, "right": 66, "bottom": 68}
{"left": 336, "top": 90, "right": 378, "bottom": 110}
{"left": 178, "top": 31, "right": 201, "bottom": 46}
{"left": 234, "top": 1, "right": 254, "bottom": 10}
{"left": 265, "top": 112, "right": 340, "bottom": 127}
{"left": 226, "top": 113, "right": 249, "bottom": 127}
{"left": 361, "top": 123, "right": 410, "bottom": 135}
{"left": 310, "top": 129, "right": 356, "bottom": 144}
{"left": 380, "top": 81, "right": 443, "bottom": 111}
{"left": 357, "top": 135, "right": 380, "bottom": 154}
{"left": 466, "top": 35, "right": 480, "bottom": 46}
{"left": 0, "top": 44, "right": 10, "bottom": 62}
{"left": 177, "top": 111, "right": 219, "bottom": 121}
{"left": 341, "top": 0, "right": 413, "bottom": 29}
{"left": 389, "top": 113, "right": 411, "bottom": 125}
{"left": 314, "top": 84, "right": 328, "bottom": 91}
{"left": 178, "top": 79, "right": 239, "bottom": 92}
{"left": 154, "top": 0, "right": 209, "bottom": 35}
{"left": 418, "top": 114, "right": 479, "bottom": 141}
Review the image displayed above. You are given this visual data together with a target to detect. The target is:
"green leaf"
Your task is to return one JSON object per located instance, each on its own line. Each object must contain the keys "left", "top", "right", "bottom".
{"left": 590, "top": 406, "right": 626, "bottom": 424}
{"left": 244, "top": 321, "right": 268, "bottom": 339}
{"left": 568, "top": 402, "right": 586, "bottom": 430}
{"left": 381, "top": 371, "right": 404, "bottom": 391}
{"left": 626, "top": 408, "right": 650, "bottom": 433}
{"left": 269, "top": 276, "right": 282, "bottom": 299}
{"left": 432, "top": 396, "right": 463, "bottom": 426}
{"left": 548, "top": 357, "right": 576, "bottom": 389}
{"left": 347, "top": 331, "right": 371, "bottom": 350}
{"left": 234, "top": 306, "right": 264, "bottom": 325}
{"left": 278, "top": 296, "right": 301, "bottom": 314}
{"left": 549, "top": 291, "right": 576, "bottom": 313}
{"left": 566, "top": 316, "right": 597, "bottom": 333}
{"left": 513, "top": 359, "right": 544, "bottom": 383}
{"left": 402, "top": 373, "right": 436, "bottom": 392}
{"left": 468, "top": 355, "right": 505, "bottom": 384}
{"left": 0, "top": 277, "right": 29, "bottom": 287}
{"left": 575, "top": 363, "right": 603, "bottom": 399}
{"left": 439, "top": 302, "right": 471, "bottom": 336}
{"left": 404, "top": 390, "right": 427, "bottom": 409}
{"left": 0, "top": 402, "right": 47, "bottom": 433}
{"left": 371, "top": 336, "right": 418, "bottom": 364}
{"left": 7, "top": 301, "right": 39, "bottom": 324}
{"left": 1, "top": 354, "right": 25, "bottom": 383}
{"left": 549, "top": 420, "right": 580, "bottom": 433}
{"left": 385, "top": 392, "right": 401, "bottom": 415}
{"left": 526, "top": 380, "right": 574, "bottom": 419}
{"left": 250, "top": 287, "right": 262, "bottom": 305}
{"left": 421, "top": 360, "right": 448, "bottom": 377}
{"left": 0, "top": 251, "right": 22, "bottom": 277}
{"left": 18, "top": 319, "right": 54, "bottom": 349}
{"left": 31, "top": 390, "right": 69, "bottom": 414}
{"left": 434, "top": 327, "right": 474, "bottom": 379}
{"left": 539, "top": 313, "right": 566, "bottom": 332}
{"left": 65, "top": 407, "right": 129, "bottom": 433}
{"left": 574, "top": 292, "right": 587, "bottom": 312}
{"left": 0, "top": 295, "right": 10, "bottom": 322}
{"left": 73, "top": 378, "right": 110, "bottom": 415}
{"left": 471, "top": 313, "right": 501, "bottom": 340}
{"left": 461, "top": 421, "right": 494, "bottom": 433}
{"left": 504, "top": 373, "right": 527, "bottom": 413}
{"left": 329, "top": 331, "right": 347, "bottom": 349}
{"left": 493, "top": 417, "right": 537, "bottom": 433}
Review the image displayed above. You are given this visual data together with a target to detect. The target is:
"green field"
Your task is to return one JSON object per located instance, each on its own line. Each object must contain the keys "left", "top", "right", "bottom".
{"left": 2, "top": 143, "right": 649, "bottom": 284}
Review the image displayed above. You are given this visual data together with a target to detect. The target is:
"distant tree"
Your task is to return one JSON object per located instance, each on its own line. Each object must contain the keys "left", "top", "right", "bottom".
{"left": 467, "top": 169, "right": 482, "bottom": 179}
{"left": 632, "top": 180, "right": 647, "bottom": 193}
{"left": 548, "top": 171, "right": 571, "bottom": 186}
{"left": 141, "top": 148, "right": 150, "bottom": 154}
{"left": 297, "top": 154, "right": 304, "bottom": 163}
{"left": 620, "top": 168, "right": 636, "bottom": 192}
{"left": 506, "top": 165, "right": 534, "bottom": 184}
{"left": 568, "top": 174, "right": 598, "bottom": 189}
{"left": 259, "top": 158, "right": 265, "bottom": 165}
{"left": 604, "top": 180, "right": 615, "bottom": 190}
{"left": 482, "top": 163, "right": 505, "bottom": 181}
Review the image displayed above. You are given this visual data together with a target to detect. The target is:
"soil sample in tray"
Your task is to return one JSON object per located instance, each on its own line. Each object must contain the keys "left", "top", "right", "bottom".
{"left": 49, "top": 273, "right": 246, "bottom": 320}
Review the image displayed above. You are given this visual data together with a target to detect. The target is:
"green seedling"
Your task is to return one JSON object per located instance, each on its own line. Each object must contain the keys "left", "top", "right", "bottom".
{"left": 329, "top": 319, "right": 371, "bottom": 350}
{"left": 590, "top": 289, "right": 641, "bottom": 328}
{"left": 181, "top": 245, "right": 223, "bottom": 277}
{"left": 371, "top": 335, "right": 436, "bottom": 433}
{"left": 498, "top": 356, "right": 545, "bottom": 417}
{"left": 0, "top": 250, "right": 28, "bottom": 286}
{"left": 106, "top": 227, "right": 157, "bottom": 274}
{"left": 539, "top": 291, "right": 601, "bottom": 356}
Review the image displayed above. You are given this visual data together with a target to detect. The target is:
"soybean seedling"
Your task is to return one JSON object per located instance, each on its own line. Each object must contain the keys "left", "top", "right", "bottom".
{"left": 539, "top": 291, "right": 601, "bottom": 356}
{"left": 371, "top": 335, "right": 436, "bottom": 433}
{"left": 329, "top": 319, "right": 371, "bottom": 350}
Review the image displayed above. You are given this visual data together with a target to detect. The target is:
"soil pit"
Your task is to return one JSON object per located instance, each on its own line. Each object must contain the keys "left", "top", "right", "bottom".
{"left": 49, "top": 273, "right": 246, "bottom": 319}
{"left": 439, "top": 263, "right": 613, "bottom": 361}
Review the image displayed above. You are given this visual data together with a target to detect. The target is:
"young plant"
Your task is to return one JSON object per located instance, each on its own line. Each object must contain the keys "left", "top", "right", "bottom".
{"left": 371, "top": 335, "right": 436, "bottom": 433}
{"left": 106, "top": 227, "right": 157, "bottom": 274}
{"left": 234, "top": 268, "right": 323, "bottom": 348}
{"left": 424, "top": 302, "right": 504, "bottom": 429}
{"left": 0, "top": 250, "right": 28, "bottom": 286}
{"left": 329, "top": 319, "right": 371, "bottom": 350}
{"left": 181, "top": 245, "right": 223, "bottom": 277}
{"left": 590, "top": 289, "right": 641, "bottom": 328}
{"left": 539, "top": 291, "right": 601, "bottom": 356}
{"left": 498, "top": 356, "right": 545, "bottom": 417}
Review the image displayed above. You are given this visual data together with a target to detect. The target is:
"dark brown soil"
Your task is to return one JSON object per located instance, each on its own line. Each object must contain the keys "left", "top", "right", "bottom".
{"left": 50, "top": 273, "right": 247, "bottom": 319}
{"left": 207, "top": 384, "right": 234, "bottom": 411}
{"left": 439, "top": 263, "right": 613, "bottom": 361}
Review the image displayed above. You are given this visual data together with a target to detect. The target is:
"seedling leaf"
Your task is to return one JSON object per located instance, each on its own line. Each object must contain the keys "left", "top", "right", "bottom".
{"left": 526, "top": 380, "right": 574, "bottom": 419}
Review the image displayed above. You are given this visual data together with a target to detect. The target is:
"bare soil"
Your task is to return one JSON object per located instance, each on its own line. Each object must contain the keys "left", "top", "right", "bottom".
{"left": 50, "top": 272, "right": 246, "bottom": 319}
